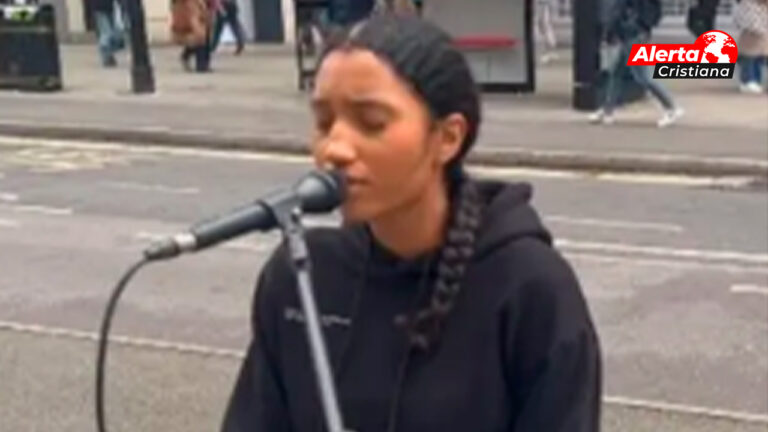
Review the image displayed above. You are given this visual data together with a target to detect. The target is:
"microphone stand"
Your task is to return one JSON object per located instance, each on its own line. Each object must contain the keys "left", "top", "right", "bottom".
{"left": 267, "top": 193, "right": 352, "bottom": 432}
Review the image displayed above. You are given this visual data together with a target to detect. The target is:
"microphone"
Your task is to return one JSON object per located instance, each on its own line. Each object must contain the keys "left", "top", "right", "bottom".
{"left": 143, "top": 169, "right": 346, "bottom": 261}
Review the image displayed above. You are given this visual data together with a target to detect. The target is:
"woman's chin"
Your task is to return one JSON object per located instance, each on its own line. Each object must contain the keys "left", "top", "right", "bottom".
{"left": 340, "top": 201, "right": 375, "bottom": 225}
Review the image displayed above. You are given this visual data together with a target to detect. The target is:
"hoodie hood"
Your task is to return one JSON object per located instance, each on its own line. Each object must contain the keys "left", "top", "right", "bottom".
{"left": 474, "top": 180, "right": 552, "bottom": 257}
{"left": 334, "top": 180, "right": 552, "bottom": 277}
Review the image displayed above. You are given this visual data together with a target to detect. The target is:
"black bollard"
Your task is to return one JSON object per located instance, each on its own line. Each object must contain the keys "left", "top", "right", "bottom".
{"left": 121, "top": 0, "right": 155, "bottom": 94}
{"left": 572, "top": 0, "right": 601, "bottom": 111}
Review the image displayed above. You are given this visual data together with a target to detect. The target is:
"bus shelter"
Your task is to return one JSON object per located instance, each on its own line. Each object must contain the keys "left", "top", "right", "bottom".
{"left": 423, "top": 0, "right": 535, "bottom": 92}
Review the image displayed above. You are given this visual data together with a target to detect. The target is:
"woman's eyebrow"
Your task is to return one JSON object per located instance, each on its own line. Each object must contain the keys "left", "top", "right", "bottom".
{"left": 346, "top": 97, "right": 396, "bottom": 114}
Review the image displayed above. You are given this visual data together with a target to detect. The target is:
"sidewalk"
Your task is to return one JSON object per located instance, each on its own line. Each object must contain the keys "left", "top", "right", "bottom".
{"left": 0, "top": 44, "right": 765, "bottom": 177}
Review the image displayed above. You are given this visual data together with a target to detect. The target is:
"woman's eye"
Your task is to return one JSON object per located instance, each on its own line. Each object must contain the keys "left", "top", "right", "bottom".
{"left": 358, "top": 113, "right": 388, "bottom": 133}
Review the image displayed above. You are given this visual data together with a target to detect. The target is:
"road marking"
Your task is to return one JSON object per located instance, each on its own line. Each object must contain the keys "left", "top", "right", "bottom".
{"left": 0, "top": 136, "right": 761, "bottom": 187}
{"left": 0, "top": 218, "right": 19, "bottom": 228}
{"left": 1, "top": 319, "right": 766, "bottom": 425}
{"left": 545, "top": 215, "right": 684, "bottom": 233}
{"left": 0, "top": 135, "right": 310, "bottom": 164}
{"left": 556, "top": 239, "right": 768, "bottom": 266}
{"left": 567, "top": 252, "right": 768, "bottom": 275}
{"left": 1, "top": 204, "right": 73, "bottom": 216}
{"left": 604, "top": 395, "right": 768, "bottom": 425}
{"left": 0, "top": 192, "right": 19, "bottom": 202}
{"left": 730, "top": 284, "right": 768, "bottom": 296}
{"left": 103, "top": 181, "right": 200, "bottom": 195}
{"left": 0, "top": 320, "right": 245, "bottom": 359}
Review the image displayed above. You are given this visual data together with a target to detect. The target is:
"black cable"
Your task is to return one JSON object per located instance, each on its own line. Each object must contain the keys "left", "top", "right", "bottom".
{"left": 96, "top": 257, "right": 152, "bottom": 432}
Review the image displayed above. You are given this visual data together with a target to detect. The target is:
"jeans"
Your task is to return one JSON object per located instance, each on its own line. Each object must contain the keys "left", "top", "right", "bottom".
{"left": 182, "top": 44, "right": 211, "bottom": 72}
{"left": 94, "top": 9, "right": 125, "bottom": 65}
{"left": 603, "top": 34, "right": 676, "bottom": 114}
{"left": 211, "top": 1, "right": 246, "bottom": 53}
{"left": 739, "top": 56, "right": 766, "bottom": 85}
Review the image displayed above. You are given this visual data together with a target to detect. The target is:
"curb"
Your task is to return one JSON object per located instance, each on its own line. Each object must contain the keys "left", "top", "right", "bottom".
{"left": 0, "top": 122, "right": 766, "bottom": 179}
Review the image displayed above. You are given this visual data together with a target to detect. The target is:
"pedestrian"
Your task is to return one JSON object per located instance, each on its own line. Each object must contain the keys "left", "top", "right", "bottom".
{"left": 535, "top": 0, "right": 559, "bottom": 63}
{"left": 733, "top": 0, "right": 768, "bottom": 94}
{"left": 91, "top": 0, "right": 125, "bottom": 67}
{"left": 328, "top": 0, "right": 376, "bottom": 26}
{"left": 590, "top": 0, "right": 685, "bottom": 127}
{"left": 170, "top": 0, "right": 215, "bottom": 72}
{"left": 211, "top": 0, "right": 246, "bottom": 55}
{"left": 221, "top": 15, "right": 601, "bottom": 432}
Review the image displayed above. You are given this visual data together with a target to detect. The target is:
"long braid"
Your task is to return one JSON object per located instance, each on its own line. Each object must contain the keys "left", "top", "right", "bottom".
{"left": 397, "top": 177, "right": 484, "bottom": 351}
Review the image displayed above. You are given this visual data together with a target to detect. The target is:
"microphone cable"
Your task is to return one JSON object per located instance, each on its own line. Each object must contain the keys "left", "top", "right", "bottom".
{"left": 95, "top": 256, "right": 152, "bottom": 432}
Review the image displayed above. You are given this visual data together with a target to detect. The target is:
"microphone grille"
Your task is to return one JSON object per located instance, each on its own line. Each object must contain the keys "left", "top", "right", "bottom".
{"left": 295, "top": 169, "right": 346, "bottom": 213}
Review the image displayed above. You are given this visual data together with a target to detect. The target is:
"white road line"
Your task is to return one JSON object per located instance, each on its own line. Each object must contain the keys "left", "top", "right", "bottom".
{"left": 1, "top": 319, "right": 766, "bottom": 425}
{"left": 0, "top": 192, "right": 19, "bottom": 202}
{"left": 545, "top": 215, "right": 684, "bottom": 233}
{"left": 730, "top": 284, "right": 768, "bottom": 296}
{"left": 604, "top": 395, "right": 768, "bottom": 425}
{"left": 1, "top": 136, "right": 760, "bottom": 187}
{"left": 103, "top": 181, "right": 200, "bottom": 195}
{"left": 0, "top": 320, "right": 244, "bottom": 359}
{"left": 0, "top": 218, "right": 20, "bottom": 228}
{"left": 1, "top": 204, "right": 73, "bottom": 216}
{"left": 0, "top": 135, "right": 310, "bottom": 164}
{"left": 556, "top": 239, "right": 768, "bottom": 266}
{"left": 567, "top": 252, "right": 768, "bottom": 275}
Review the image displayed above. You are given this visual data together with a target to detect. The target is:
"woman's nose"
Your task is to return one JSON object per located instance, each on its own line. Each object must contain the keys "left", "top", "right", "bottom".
{"left": 319, "top": 129, "right": 357, "bottom": 167}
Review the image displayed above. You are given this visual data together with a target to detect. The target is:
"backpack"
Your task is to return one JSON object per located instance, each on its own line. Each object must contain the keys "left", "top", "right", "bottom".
{"left": 637, "top": 0, "right": 662, "bottom": 31}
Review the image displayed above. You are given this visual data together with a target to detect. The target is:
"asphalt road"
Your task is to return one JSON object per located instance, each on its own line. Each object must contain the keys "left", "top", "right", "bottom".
{"left": 0, "top": 136, "right": 766, "bottom": 432}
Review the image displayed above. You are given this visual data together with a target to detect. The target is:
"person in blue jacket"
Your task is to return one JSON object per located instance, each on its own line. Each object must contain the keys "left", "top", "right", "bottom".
{"left": 222, "top": 14, "right": 601, "bottom": 432}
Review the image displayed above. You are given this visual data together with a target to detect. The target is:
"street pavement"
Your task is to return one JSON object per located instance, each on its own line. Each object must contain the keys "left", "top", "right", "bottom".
{"left": 0, "top": 43, "right": 765, "bottom": 176}
{"left": 0, "top": 135, "right": 766, "bottom": 431}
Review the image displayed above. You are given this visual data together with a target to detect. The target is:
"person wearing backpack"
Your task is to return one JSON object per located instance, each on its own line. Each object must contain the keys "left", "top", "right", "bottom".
{"left": 589, "top": 0, "right": 685, "bottom": 127}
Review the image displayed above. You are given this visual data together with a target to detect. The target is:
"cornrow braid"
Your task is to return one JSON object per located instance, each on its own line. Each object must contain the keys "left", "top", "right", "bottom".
{"left": 396, "top": 178, "right": 484, "bottom": 351}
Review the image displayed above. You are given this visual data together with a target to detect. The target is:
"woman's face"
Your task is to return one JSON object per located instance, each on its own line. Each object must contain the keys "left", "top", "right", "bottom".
{"left": 311, "top": 49, "right": 464, "bottom": 223}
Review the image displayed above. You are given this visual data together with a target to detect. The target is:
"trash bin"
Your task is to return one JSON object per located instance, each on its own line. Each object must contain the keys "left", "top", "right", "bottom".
{"left": 0, "top": 2, "right": 63, "bottom": 91}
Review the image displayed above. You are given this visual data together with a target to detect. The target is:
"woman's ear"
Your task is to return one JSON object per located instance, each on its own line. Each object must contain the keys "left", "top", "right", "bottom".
{"left": 434, "top": 113, "right": 468, "bottom": 166}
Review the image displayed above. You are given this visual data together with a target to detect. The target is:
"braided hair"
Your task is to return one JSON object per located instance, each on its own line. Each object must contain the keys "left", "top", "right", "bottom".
{"left": 321, "top": 15, "right": 484, "bottom": 351}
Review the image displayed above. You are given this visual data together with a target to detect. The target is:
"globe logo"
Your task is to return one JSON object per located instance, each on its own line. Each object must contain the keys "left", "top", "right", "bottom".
{"left": 695, "top": 31, "right": 738, "bottom": 64}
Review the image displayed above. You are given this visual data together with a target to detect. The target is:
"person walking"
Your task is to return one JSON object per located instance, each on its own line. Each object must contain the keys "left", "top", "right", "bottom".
{"left": 171, "top": 0, "right": 215, "bottom": 72}
{"left": 535, "top": 0, "right": 559, "bottom": 63}
{"left": 91, "top": 0, "right": 125, "bottom": 67}
{"left": 590, "top": 0, "right": 685, "bottom": 127}
{"left": 733, "top": 0, "right": 768, "bottom": 94}
{"left": 211, "top": 0, "right": 246, "bottom": 55}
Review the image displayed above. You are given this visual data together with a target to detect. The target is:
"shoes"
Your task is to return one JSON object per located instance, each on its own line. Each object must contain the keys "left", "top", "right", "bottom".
{"left": 658, "top": 107, "right": 685, "bottom": 128}
{"left": 102, "top": 56, "right": 117, "bottom": 68}
{"left": 180, "top": 55, "right": 192, "bottom": 72}
{"left": 235, "top": 43, "right": 244, "bottom": 56}
{"left": 588, "top": 109, "right": 615, "bottom": 125}
{"left": 540, "top": 52, "right": 559, "bottom": 64}
{"left": 740, "top": 82, "right": 764, "bottom": 94}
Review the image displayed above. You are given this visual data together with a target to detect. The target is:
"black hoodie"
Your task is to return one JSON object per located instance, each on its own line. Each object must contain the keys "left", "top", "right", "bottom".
{"left": 222, "top": 180, "right": 602, "bottom": 432}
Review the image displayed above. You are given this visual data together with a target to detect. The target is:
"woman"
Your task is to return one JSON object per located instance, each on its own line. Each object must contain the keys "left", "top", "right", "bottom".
{"left": 734, "top": 0, "right": 768, "bottom": 93}
{"left": 170, "top": 0, "right": 215, "bottom": 72}
{"left": 222, "top": 15, "right": 601, "bottom": 432}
